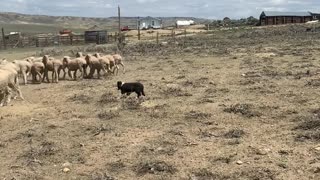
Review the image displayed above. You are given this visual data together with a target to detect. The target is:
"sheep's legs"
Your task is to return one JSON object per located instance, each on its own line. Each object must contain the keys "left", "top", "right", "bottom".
{"left": 43, "top": 70, "right": 49, "bottom": 83}
{"left": 4, "top": 87, "right": 12, "bottom": 105}
{"left": 119, "top": 63, "right": 125, "bottom": 74}
{"left": 78, "top": 68, "right": 83, "bottom": 80}
{"left": 8, "top": 83, "right": 23, "bottom": 100}
{"left": 0, "top": 90, "right": 4, "bottom": 106}
{"left": 68, "top": 70, "right": 73, "bottom": 80}
{"left": 22, "top": 72, "right": 28, "bottom": 85}
{"left": 83, "top": 65, "right": 87, "bottom": 78}
{"left": 97, "top": 69, "right": 101, "bottom": 79}
{"left": 37, "top": 72, "right": 43, "bottom": 83}
{"left": 60, "top": 68, "right": 66, "bottom": 80}
{"left": 1, "top": 87, "right": 12, "bottom": 106}
{"left": 55, "top": 69, "right": 59, "bottom": 83}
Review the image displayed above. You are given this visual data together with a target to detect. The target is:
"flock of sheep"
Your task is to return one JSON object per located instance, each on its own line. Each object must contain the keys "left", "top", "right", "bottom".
{"left": 0, "top": 52, "right": 125, "bottom": 107}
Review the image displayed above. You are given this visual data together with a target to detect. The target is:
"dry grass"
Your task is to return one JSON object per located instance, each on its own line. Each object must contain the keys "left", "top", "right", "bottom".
{"left": 134, "top": 160, "right": 177, "bottom": 176}
{"left": 2, "top": 24, "right": 320, "bottom": 179}
{"left": 223, "top": 103, "right": 261, "bottom": 118}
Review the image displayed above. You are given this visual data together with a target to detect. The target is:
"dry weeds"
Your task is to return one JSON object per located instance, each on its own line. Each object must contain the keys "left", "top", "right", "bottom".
{"left": 2, "top": 24, "right": 320, "bottom": 179}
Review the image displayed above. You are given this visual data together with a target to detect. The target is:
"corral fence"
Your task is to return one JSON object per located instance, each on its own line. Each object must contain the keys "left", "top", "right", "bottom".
{"left": 0, "top": 26, "right": 203, "bottom": 50}
{"left": 0, "top": 28, "right": 123, "bottom": 50}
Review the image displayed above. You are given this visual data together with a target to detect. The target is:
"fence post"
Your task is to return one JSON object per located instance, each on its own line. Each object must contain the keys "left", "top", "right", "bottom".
{"left": 18, "top": 36, "right": 22, "bottom": 48}
{"left": 2, "top": 28, "right": 7, "bottom": 50}
{"left": 207, "top": 24, "right": 210, "bottom": 31}
{"left": 138, "top": 17, "right": 141, "bottom": 40}
{"left": 156, "top": 32, "right": 159, "bottom": 44}
{"left": 46, "top": 37, "right": 48, "bottom": 47}
{"left": 171, "top": 29, "right": 175, "bottom": 43}
{"left": 184, "top": 29, "right": 187, "bottom": 45}
{"left": 36, "top": 37, "right": 39, "bottom": 47}
{"left": 118, "top": 6, "right": 121, "bottom": 34}
{"left": 70, "top": 35, "right": 73, "bottom": 45}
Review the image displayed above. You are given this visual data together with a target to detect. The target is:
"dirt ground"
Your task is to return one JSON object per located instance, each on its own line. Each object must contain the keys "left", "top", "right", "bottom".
{"left": 1, "top": 24, "right": 320, "bottom": 180}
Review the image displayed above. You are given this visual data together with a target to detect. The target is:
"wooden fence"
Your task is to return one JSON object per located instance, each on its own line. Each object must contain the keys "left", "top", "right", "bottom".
{"left": 0, "top": 33, "right": 122, "bottom": 49}
{"left": 0, "top": 29, "right": 191, "bottom": 50}
{"left": 35, "top": 35, "right": 85, "bottom": 47}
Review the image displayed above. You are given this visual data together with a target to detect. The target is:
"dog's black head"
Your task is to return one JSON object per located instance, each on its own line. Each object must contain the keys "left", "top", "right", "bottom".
{"left": 117, "top": 81, "right": 122, "bottom": 90}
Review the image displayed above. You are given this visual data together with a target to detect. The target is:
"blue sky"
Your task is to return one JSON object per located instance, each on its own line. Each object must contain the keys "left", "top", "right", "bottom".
{"left": 1, "top": 0, "right": 319, "bottom": 19}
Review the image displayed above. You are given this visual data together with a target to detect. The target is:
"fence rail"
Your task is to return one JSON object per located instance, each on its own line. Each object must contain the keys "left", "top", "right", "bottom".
{"left": 0, "top": 33, "right": 120, "bottom": 49}
{"left": 0, "top": 28, "right": 193, "bottom": 50}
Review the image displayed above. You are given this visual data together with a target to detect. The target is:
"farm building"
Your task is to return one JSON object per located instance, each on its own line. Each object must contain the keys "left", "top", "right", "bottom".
{"left": 176, "top": 20, "right": 195, "bottom": 28}
{"left": 137, "top": 16, "right": 162, "bottom": 30}
{"left": 0, "top": 32, "right": 22, "bottom": 48}
{"left": 260, "top": 11, "right": 313, "bottom": 26}
{"left": 84, "top": 30, "right": 108, "bottom": 44}
{"left": 312, "top": 13, "right": 320, "bottom": 20}
{"left": 84, "top": 25, "right": 108, "bottom": 44}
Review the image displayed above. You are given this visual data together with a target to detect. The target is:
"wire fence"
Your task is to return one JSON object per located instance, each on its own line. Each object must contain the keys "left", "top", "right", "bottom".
{"left": 0, "top": 26, "right": 203, "bottom": 51}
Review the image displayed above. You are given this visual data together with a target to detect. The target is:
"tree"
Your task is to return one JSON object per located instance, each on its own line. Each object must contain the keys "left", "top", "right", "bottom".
{"left": 246, "top": 16, "right": 259, "bottom": 26}
{"left": 223, "top": 17, "right": 231, "bottom": 26}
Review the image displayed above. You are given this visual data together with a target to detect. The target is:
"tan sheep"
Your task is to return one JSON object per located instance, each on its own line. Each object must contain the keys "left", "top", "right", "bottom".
{"left": 93, "top": 53, "right": 112, "bottom": 75}
{"left": 62, "top": 56, "right": 85, "bottom": 80}
{"left": 74, "top": 53, "right": 88, "bottom": 78}
{"left": 76, "top": 52, "right": 85, "bottom": 58}
{"left": 0, "top": 64, "right": 24, "bottom": 104}
{"left": 93, "top": 53, "right": 125, "bottom": 75}
{"left": 25, "top": 56, "right": 43, "bottom": 63}
{"left": 31, "top": 62, "right": 45, "bottom": 83}
{"left": 0, "top": 60, "right": 20, "bottom": 85}
{"left": 112, "top": 54, "right": 125, "bottom": 75}
{"left": 0, "top": 86, "right": 11, "bottom": 107}
{"left": 12, "top": 59, "right": 32, "bottom": 85}
{"left": 42, "top": 55, "right": 63, "bottom": 83}
{"left": 1, "top": 58, "right": 7, "bottom": 64}
{"left": 85, "top": 54, "right": 103, "bottom": 79}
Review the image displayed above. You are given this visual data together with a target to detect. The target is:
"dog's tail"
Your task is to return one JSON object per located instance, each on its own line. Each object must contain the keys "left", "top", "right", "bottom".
{"left": 142, "top": 89, "right": 145, "bottom": 96}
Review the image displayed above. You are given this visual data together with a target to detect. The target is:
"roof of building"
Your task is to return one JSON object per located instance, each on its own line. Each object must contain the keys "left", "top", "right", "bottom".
{"left": 261, "top": 11, "right": 312, "bottom": 17}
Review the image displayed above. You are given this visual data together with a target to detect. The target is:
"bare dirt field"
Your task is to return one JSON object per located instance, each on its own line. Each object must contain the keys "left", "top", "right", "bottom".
{"left": 1, "top": 24, "right": 320, "bottom": 180}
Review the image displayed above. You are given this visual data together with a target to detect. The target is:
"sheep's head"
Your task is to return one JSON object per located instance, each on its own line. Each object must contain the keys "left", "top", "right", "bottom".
{"left": 25, "top": 59, "right": 33, "bottom": 63}
{"left": 42, "top": 55, "right": 50, "bottom": 65}
{"left": 84, "top": 54, "right": 91, "bottom": 65}
{"left": 62, "top": 56, "right": 70, "bottom": 66}
{"left": 93, "top": 53, "right": 101, "bottom": 58}
{"left": 85, "top": 54, "right": 93, "bottom": 64}
{"left": 25, "top": 57, "right": 35, "bottom": 63}
{"left": 76, "top": 52, "right": 84, "bottom": 58}
{"left": 0, "top": 58, "right": 7, "bottom": 64}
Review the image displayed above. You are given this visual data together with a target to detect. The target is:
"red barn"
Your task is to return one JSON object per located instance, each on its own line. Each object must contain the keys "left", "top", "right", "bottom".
{"left": 260, "top": 11, "right": 313, "bottom": 26}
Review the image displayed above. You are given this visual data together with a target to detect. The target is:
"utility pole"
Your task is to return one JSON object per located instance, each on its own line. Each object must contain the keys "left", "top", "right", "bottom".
{"left": 1, "top": 28, "right": 6, "bottom": 50}
{"left": 118, "top": 5, "right": 121, "bottom": 34}
{"left": 138, "top": 16, "right": 141, "bottom": 40}
{"left": 156, "top": 32, "right": 159, "bottom": 44}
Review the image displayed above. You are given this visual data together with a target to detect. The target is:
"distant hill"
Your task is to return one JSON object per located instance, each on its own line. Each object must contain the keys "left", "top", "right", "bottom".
{"left": 0, "top": 12, "right": 210, "bottom": 34}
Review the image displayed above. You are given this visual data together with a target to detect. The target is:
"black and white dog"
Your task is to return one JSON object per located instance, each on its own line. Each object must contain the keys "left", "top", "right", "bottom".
{"left": 117, "top": 81, "right": 145, "bottom": 98}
